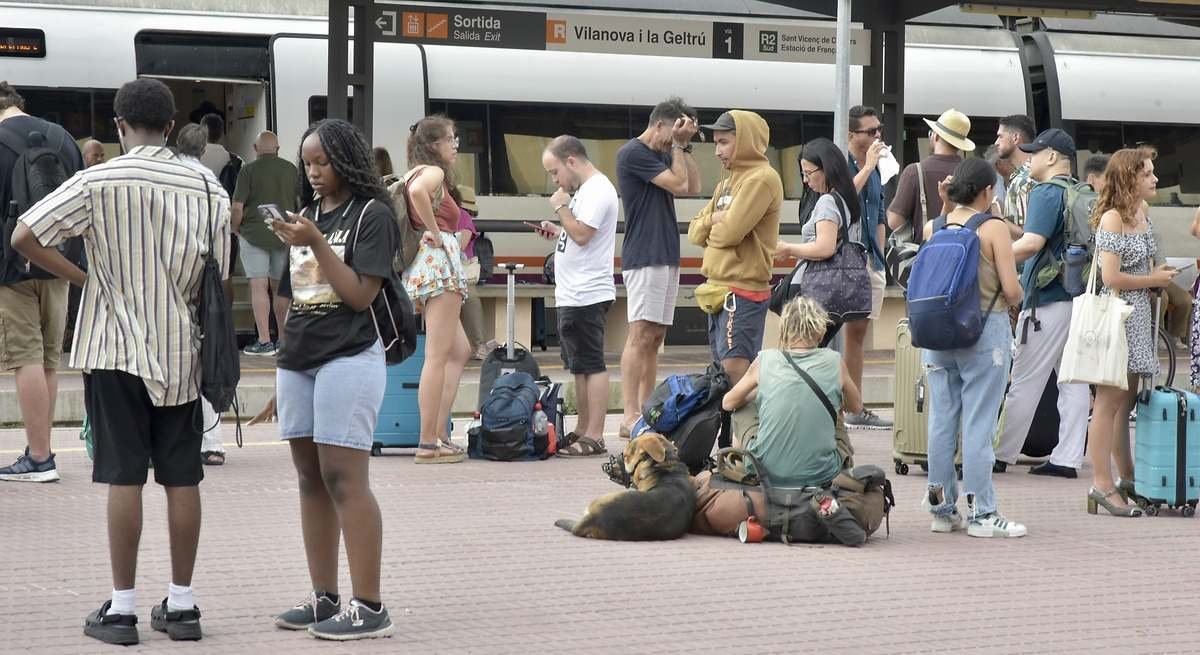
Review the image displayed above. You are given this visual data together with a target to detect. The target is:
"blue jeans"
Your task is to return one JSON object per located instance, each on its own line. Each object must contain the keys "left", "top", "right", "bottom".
{"left": 923, "top": 312, "right": 1011, "bottom": 517}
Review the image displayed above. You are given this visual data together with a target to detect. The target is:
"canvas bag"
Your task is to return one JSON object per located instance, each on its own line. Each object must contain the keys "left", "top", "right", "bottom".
{"left": 1059, "top": 246, "right": 1133, "bottom": 389}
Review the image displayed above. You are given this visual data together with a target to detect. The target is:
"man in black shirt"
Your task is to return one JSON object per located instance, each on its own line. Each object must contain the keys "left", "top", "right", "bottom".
{"left": 0, "top": 81, "right": 83, "bottom": 483}
{"left": 614, "top": 97, "right": 700, "bottom": 439}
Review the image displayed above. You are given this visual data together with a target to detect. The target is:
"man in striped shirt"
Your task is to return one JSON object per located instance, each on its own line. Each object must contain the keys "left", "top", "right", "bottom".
{"left": 13, "top": 78, "right": 229, "bottom": 645}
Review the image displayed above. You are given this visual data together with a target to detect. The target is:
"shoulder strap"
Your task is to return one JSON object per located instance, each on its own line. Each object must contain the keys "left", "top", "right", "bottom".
{"left": 349, "top": 198, "right": 376, "bottom": 261}
{"left": 0, "top": 126, "right": 29, "bottom": 156}
{"left": 931, "top": 215, "right": 948, "bottom": 234}
{"left": 197, "top": 173, "right": 214, "bottom": 253}
{"left": 963, "top": 212, "right": 1000, "bottom": 232}
{"left": 915, "top": 162, "right": 927, "bottom": 240}
{"left": 781, "top": 351, "right": 837, "bottom": 425}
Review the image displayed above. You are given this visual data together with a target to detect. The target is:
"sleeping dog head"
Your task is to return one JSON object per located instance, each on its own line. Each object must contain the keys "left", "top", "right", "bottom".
{"left": 624, "top": 433, "right": 685, "bottom": 491}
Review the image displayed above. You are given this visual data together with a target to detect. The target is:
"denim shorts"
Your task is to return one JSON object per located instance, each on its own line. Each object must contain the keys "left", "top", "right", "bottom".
{"left": 238, "top": 239, "right": 287, "bottom": 280}
{"left": 277, "top": 340, "right": 386, "bottom": 451}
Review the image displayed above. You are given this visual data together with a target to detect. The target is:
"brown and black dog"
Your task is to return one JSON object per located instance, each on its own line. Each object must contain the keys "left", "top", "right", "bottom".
{"left": 555, "top": 433, "right": 695, "bottom": 541}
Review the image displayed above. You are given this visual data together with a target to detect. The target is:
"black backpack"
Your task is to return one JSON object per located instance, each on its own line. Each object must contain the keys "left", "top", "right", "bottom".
{"left": 0, "top": 124, "right": 78, "bottom": 281}
{"left": 194, "top": 173, "right": 240, "bottom": 415}
{"left": 474, "top": 232, "right": 495, "bottom": 285}
{"left": 217, "top": 153, "right": 242, "bottom": 196}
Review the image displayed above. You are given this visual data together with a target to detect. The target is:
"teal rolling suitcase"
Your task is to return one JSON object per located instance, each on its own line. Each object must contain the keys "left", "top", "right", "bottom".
{"left": 371, "top": 334, "right": 426, "bottom": 454}
{"left": 1134, "top": 385, "right": 1200, "bottom": 516}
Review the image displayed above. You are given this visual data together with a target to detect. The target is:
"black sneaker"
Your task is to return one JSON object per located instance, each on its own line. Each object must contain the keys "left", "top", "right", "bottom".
{"left": 992, "top": 461, "right": 1008, "bottom": 474}
{"left": 275, "top": 592, "right": 340, "bottom": 630}
{"left": 243, "top": 341, "right": 277, "bottom": 357}
{"left": 0, "top": 447, "right": 60, "bottom": 482}
{"left": 1029, "top": 461, "right": 1078, "bottom": 479}
{"left": 308, "top": 599, "right": 395, "bottom": 641}
{"left": 151, "top": 599, "right": 202, "bottom": 641}
{"left": 84, "top": 601, "right": 139, "bottom": 645}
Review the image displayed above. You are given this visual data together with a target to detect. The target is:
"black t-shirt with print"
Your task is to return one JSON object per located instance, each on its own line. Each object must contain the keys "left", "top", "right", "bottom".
{"left": 277, "top": 195, "right": 399, "bottom": 371}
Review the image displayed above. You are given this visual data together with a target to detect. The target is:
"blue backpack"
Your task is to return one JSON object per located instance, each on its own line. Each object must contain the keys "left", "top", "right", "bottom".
{"left": 471, "top": 372, "right": 559, "bottom": 461}
{"left": 905, "top": 213, "right": 1002, "bottom": 351}
{"left": 638, "top": 362, "right": 731, "bottom": 435}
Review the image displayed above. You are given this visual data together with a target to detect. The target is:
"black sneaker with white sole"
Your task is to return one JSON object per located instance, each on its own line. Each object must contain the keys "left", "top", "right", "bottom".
{"left": 0, "top": 447, "right": 60, "bottom": 482}
{"left": 308, "top": 599, "right": 395, "bottom": 641}
{"left": 151, "top": 599, "right": 202, "bottom": 641}
{"left": 84, "top": 601, "right": 139, "bottom": 645}
{"left": 276, "top": 591, "right": 340, "bottom": 630}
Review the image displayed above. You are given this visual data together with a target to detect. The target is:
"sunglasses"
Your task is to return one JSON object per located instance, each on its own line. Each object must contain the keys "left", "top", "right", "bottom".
{"left": 851, "top": 126, "right": 884, "bottom": 136}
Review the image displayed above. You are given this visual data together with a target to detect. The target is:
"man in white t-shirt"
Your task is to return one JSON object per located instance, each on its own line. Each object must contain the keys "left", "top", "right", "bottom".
{"left": 536, "top": 135, "right": 618, "bottom": 457}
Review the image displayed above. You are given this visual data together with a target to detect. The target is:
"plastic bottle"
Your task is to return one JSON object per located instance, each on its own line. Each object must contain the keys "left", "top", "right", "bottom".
{"left": 532, "top": 402, "right": 549, "bottom": 437}
{"left": 467, "top": 411, "right": 482, "bottom": 434}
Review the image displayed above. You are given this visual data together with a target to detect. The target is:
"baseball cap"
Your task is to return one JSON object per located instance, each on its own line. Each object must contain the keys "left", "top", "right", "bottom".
{"left": 700, "top": 111, "right": 737, "bottom": 132}
{"left": 1019, "top": 128, "right": 1076, "bottom": 158}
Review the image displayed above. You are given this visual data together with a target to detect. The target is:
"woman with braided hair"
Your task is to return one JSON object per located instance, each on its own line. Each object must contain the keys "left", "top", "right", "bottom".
{"left": 268, "top": 119, "right": 398, "bottom": 640}
{"left": 401, "top": 116, "right": 472, "bottom": 464}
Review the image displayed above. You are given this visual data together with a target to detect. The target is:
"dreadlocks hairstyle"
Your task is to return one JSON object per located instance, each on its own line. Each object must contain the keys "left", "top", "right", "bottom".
{"left": 406, "top": 115, "right": 457, "bottom": 188}
{"left": 1091, "top": 146, "right": 1156, "bottom": 230}
{"left": 296, "top": 119, "right": 388, "bottom": 206}
{"left": 779, "top": 296, "right": 831, "bottom": 349}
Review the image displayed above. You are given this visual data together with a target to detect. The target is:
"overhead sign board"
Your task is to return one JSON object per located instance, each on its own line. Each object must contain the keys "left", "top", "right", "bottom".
{"left": 373, "top": 3, "right": 870, "bottom": 66}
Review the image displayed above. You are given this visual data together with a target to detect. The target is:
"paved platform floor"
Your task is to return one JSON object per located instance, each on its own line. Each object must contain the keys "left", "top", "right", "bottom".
{"left": 2, "top": 415, "right": 1198, "bottom": 654}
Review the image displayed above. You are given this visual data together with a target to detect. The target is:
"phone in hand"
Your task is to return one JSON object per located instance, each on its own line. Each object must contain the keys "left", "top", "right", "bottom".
{"left": 258, "top": 203, "right": 291, "bottom": 224}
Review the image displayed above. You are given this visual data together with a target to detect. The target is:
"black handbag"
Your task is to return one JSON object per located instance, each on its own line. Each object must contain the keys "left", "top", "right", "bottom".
{"left": 797, "top": 193, "right": 872, "bottom": 323}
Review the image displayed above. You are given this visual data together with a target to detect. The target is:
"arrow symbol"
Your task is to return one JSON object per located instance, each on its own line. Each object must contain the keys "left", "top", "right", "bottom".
{"left": 376, "top": 10, "right": 397, "bottom": 37}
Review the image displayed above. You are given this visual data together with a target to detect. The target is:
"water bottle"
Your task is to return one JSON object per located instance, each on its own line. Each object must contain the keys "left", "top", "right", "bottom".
{"left": 532, "top": 402, "right": 549, "bottom": 437}
{"left": 467, "top": 411, "right": 482, "bottom": 434}
{"left": 1064, "top": 244, "right": 1089, "bottom": 296}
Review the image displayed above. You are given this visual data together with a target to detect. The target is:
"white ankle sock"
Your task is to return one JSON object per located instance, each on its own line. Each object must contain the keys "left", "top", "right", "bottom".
{"left": 108, "top": 588, "right": 136, "bottom": 615}
{"left": 167, "top": 583, "right": 194, "bottom": 611}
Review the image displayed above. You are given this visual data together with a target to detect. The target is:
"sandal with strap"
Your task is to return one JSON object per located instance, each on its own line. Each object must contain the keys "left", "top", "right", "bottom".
{"left": 414, "top": 442, "right": 465, "bottom": 464}
{"left": 439, "top": 439, "right": 466, "bottom": 456}
{"left": 556, "top": 436, "right": 607, "bottom": 457}
{"left": 201, "top": 451, "right": 225, "bottom": 466}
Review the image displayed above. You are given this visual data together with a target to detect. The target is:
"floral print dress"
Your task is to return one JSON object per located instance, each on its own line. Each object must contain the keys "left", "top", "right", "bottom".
{"left": 1096, "top": 224, "right": 1158, "bottom": 377}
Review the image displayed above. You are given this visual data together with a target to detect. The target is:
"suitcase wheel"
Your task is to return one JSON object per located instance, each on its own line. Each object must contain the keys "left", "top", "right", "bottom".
{"left": 1145, "top": 505, "right": 1160, "bottom": 517}
{"left": 1181, "top": 506, "right": 1196, "bottom": 518}
{"left": 894, "top": 461, "right": 909, "bottom": 476}
{"left": 370, "top": 443, "right": 382, "bottom": 457}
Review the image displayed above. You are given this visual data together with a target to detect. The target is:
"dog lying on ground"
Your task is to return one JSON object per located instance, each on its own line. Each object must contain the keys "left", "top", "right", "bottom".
{"left": 555, "top": 433, "right": 695, "bottom": 541}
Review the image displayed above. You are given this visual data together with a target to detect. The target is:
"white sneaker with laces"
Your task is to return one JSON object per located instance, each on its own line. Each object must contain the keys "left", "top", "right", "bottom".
{"left": 967, "top": 513, "right": 1027, "bottom": 538}
{"left": 930, "top": 511, "right": 967, "bottom": 533}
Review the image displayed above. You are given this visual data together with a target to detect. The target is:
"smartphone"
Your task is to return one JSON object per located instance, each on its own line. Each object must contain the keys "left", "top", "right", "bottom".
{"left": 521, "top": 221, "right": 542, "bottom": 231}
{"left": 258, "top": 203, "right": 290, "bottom": 224}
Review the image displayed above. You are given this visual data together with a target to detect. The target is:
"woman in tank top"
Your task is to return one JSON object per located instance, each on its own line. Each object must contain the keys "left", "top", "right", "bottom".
{"left": 921, "top": 158, "right": 1026, "bottom": 538}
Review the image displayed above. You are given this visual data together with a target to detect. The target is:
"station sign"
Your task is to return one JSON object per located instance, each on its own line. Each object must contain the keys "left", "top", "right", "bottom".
{"left": 372, "top": 3, "right": 870, "bottom": 65}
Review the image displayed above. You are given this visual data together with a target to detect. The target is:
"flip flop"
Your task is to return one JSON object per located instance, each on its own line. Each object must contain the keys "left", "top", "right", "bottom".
{"left": 557, "top": 436, "right": 607, "bottom": 457}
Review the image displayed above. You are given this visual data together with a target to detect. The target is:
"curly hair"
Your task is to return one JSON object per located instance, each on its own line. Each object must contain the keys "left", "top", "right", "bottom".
{"left": 0, "top": 81, "right": 25, "bottom": 112}
{"left": 114, "top": 78, "right": 175, "bottom": 131}
{"left": 1091, "top": 146, "right": 1156, "bottom": 229}
{"left": 406, "top": 115, "right": 456, "bottom": 187}
{"left": 779, "top": 296, "right": 830, "bottom": 349}
{"left": 296, "top": 119, "right": 388, "bottom": 206}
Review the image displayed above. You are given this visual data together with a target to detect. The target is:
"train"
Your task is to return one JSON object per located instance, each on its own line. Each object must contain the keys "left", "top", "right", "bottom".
{"left": 2, "top": 0, "right": 1198, "bottom": 341}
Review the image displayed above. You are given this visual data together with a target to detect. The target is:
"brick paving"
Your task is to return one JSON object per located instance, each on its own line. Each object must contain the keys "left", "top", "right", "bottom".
{"left": 1, "top": 415, "right": 1198, "bottom": 654}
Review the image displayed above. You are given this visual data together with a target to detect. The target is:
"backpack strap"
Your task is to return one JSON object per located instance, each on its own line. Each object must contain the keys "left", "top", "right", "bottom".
{"left": 962, "top": 212, "right": 1005, "bottom": 314}
{"left": 781, "top": 351, "right": 837, "bottom": 425}
{"left": 915, "top": 162, "right": 927, "bottom": 243}
{"left": 0, "top": 125, "right": 29, "bottom": 156}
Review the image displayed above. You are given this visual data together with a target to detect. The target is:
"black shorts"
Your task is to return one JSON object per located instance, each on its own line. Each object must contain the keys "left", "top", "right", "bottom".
{"left": 557, "top": 300, "right": 611, "bottom": 375}
{"left": 84, "top": 370, "right": 204, "bottom": 487}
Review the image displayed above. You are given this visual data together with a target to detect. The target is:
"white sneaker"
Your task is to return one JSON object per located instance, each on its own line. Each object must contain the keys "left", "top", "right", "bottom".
{"left": 930, "top": 511, "right": 967, "bottom": 533}
{"left": 967, "top": 513, "right": 1027, "bottom": 538}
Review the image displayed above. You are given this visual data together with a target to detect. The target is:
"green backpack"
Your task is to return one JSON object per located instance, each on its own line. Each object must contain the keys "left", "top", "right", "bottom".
{"left": 386, "top": 167, "right": 444, "bottom": 273}
{"left": 1032, "top": 177, "right": 1098, "bottom": 296}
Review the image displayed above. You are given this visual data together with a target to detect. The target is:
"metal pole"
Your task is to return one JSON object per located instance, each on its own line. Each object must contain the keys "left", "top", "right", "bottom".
{"left": 833, "top": 0, "right": 852, "bottom": 153}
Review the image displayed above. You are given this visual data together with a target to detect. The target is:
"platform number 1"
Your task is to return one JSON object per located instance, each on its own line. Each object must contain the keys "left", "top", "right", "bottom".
{"left": 711, "top": 22, "right": 744, "bottom": 60}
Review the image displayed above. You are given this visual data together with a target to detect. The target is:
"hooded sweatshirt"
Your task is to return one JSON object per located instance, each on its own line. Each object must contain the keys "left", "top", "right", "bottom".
{"left": 687, "top": 111, "right": 782, "bottom": 291}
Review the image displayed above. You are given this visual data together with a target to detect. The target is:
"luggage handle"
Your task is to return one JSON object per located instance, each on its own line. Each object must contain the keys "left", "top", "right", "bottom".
{"left": 503, "top": 263, "right": 525, "bottom": 361}
{"left": 1139, "top": 292, "right": 1164, "bottom": 401}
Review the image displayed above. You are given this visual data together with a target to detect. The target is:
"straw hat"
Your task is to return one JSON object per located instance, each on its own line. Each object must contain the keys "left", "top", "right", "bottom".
{"left": 923, "top": 109, "right": 975, "bottom": 152}
{"left": 457, "top": 185, "right": 478, "bottom": 213}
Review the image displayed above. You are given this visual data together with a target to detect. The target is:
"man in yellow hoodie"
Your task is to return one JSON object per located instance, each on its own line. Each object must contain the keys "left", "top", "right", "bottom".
{"left": 688, "top": 111, "right": 782, "bottom": 384}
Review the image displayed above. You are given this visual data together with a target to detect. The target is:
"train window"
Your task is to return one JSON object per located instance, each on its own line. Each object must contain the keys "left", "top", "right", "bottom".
{"left": 19, "top": 88, "right": 95, "bottom": 141}
{"left": 307, "top": 95, "right": 356, "bottom": 126}
{"left": 1074, "top": 121, "right": 1200, "bottom": 205}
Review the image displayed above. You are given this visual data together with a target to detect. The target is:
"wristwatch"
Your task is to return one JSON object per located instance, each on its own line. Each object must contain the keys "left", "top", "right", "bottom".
{"left": 673, "top": 143, "right": 694, "bottom": 154}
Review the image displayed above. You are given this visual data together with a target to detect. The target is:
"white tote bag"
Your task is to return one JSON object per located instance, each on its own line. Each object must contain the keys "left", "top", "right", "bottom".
{"left": 1059, "top": 247, "right": 1134, "bottom": 389}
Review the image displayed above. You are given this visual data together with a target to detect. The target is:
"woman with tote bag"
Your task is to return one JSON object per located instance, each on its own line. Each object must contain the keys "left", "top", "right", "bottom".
{"left": 1079, "top": 147, "right": 1177, "bottom": 517}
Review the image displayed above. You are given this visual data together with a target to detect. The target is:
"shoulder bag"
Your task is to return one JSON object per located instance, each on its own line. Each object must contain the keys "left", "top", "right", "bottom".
{"left": 797, "top": 193, "right": 872, "bottom": 322}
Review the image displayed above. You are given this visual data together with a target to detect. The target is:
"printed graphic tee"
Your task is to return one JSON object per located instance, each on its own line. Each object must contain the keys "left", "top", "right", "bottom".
{"left": 553, "top": 173, "right": 618, "bottom": 308}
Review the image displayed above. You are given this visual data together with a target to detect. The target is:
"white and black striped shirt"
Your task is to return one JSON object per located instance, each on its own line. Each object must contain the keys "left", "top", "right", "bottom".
{"left": 21, "top": 145, "right": 230, "bottom": 407}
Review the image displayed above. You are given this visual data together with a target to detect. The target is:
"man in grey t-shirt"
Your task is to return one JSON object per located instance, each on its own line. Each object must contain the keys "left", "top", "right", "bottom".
{"left": 614, "top": 97, "right": 700, "bottom": 439}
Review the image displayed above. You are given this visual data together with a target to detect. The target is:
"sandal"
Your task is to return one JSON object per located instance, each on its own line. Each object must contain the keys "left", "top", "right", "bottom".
{"left": 439, "top": 439, "right": 466, "bottom": 456}
{"left": 557, "top": 436, "right": 607, "bottom": 457}
{"left": 201, "top": 451, "right": 225, "bottom": 466}
{"left": 414, "top": 442, "right": 465, "bottom": 464}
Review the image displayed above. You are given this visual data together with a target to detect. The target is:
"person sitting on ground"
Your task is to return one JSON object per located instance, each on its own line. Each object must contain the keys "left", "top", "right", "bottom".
{"left": 690, "top": 296, "right": 862, "bottom": 537}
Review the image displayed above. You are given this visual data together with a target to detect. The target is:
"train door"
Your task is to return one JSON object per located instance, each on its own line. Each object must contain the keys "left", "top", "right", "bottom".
{"left": 269, "top": 35, "right": 428, "bottom": 165}
{"left": 134, "top": 31, "right": 272, "bottom": 162}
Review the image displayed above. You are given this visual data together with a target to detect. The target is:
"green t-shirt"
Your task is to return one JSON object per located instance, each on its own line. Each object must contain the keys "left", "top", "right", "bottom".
{"left": 232, "top": 154, "right": 299, "bottom": 250}
{"left": 747, "top": 348, "right": 843, "bottom": 488}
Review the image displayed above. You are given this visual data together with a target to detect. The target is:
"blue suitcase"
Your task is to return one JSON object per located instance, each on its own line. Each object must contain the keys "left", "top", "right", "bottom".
{"left": 1134, "top": 386, "right": 1200, "bottom": 516}
{"left": 372, "top": 334, "right": 431, "bottom": 454}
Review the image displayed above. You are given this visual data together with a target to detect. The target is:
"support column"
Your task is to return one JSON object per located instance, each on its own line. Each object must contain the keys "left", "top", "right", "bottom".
{"left": 327, "top": 0, "right": 375, "bottom": 140}
{"left": 862, "top": 0, "right": 905, "bottom": 165}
